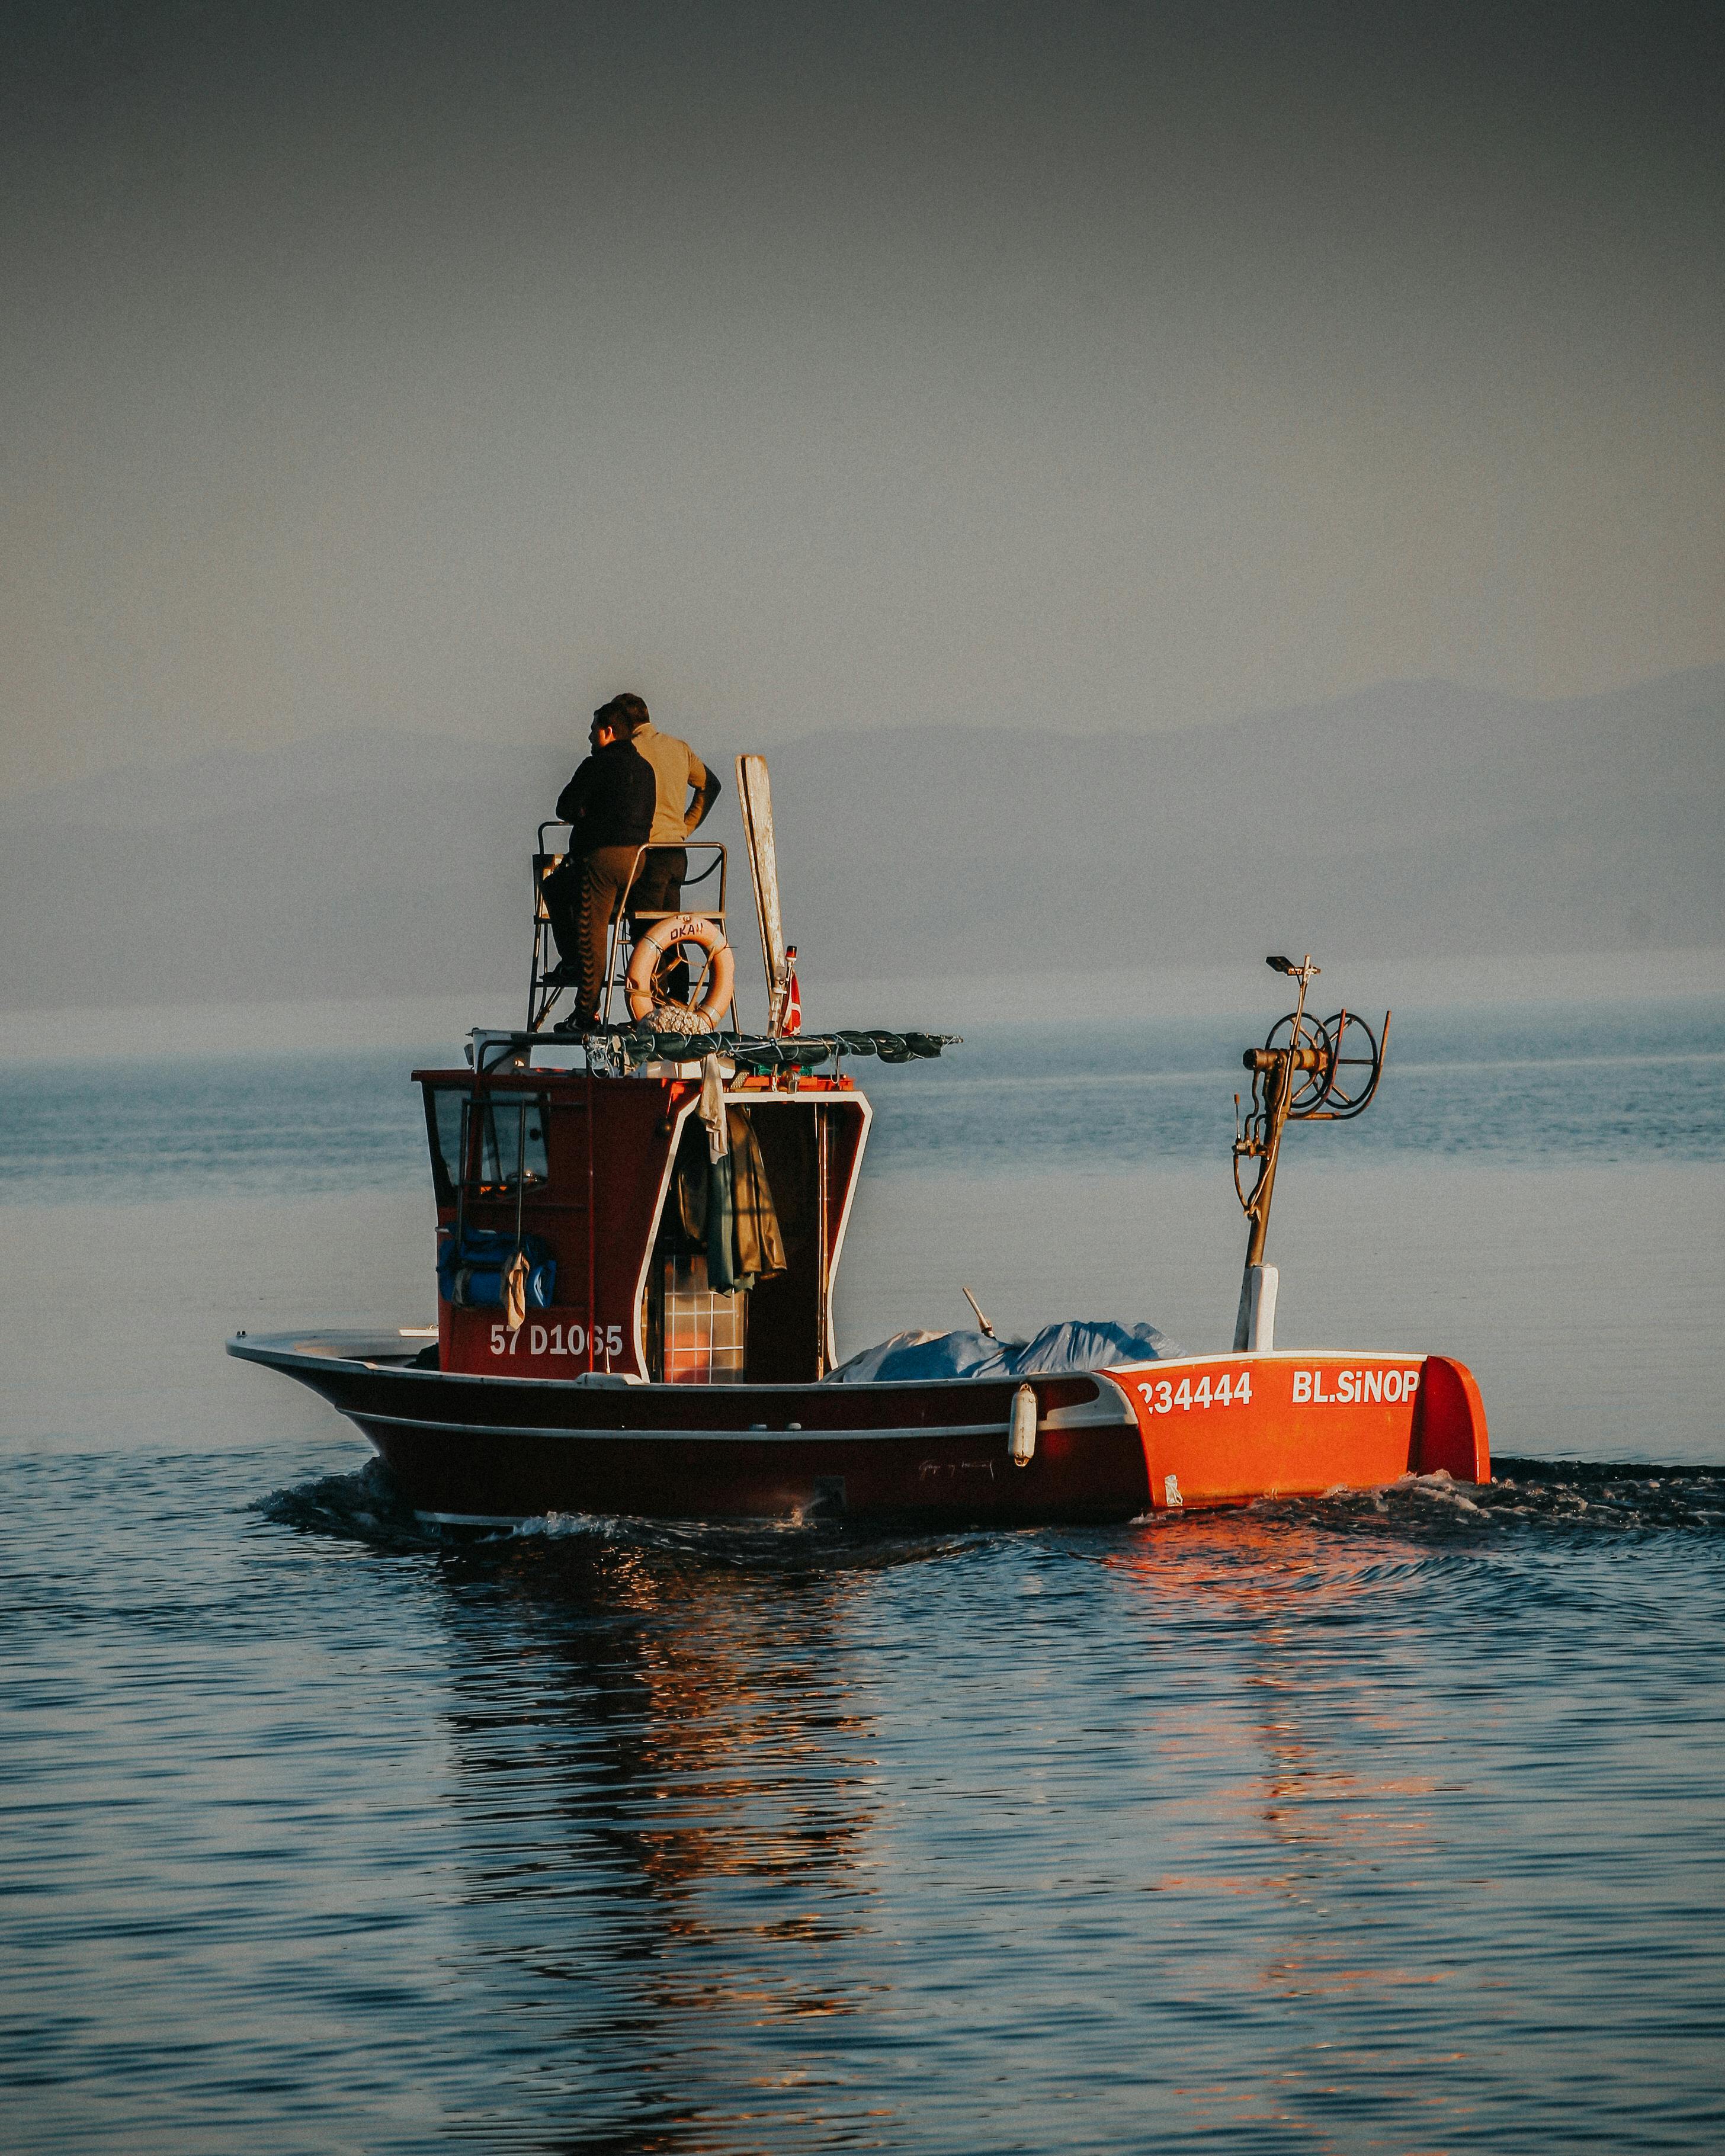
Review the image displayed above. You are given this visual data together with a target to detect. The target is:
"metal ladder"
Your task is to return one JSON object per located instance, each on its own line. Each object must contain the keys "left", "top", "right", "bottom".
{"left": 527, "top": 827, "right": 731, "bottom": 1034}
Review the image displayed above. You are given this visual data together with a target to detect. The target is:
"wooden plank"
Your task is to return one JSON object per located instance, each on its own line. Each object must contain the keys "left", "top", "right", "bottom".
{"left": 736, "top": 753, "right": 788, "bottom": 1034}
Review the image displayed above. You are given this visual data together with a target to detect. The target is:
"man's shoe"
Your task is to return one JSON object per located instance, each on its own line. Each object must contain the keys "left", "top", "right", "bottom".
{"left": 542, "top": 961, "right": 581, "bottom": 987}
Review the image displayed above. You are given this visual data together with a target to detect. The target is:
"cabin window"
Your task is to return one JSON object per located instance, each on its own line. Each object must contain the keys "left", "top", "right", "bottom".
{"left": 472, "top": 1094, "right": 549, "bottom": 1194}
{"left": 424, "top": 1087, "right": 549, "bottom": 1202}
{"left": 429, "top": 1090, "right": 464, "bottom": 1199}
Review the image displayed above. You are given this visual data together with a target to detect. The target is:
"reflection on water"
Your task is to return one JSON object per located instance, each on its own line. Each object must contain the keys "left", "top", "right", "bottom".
{"left": 435, "top": 1533, "right": 883, "bottom": 2050}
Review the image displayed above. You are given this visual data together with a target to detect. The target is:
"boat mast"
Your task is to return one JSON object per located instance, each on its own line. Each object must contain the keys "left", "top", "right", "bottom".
{"left": 737, "top": 755, "right": 790, "bottom": 1036}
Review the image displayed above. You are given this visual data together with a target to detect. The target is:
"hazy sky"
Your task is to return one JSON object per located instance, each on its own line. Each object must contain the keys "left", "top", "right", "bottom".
{"left": 3, "top": 0, "right": 1720, "bottom": 793}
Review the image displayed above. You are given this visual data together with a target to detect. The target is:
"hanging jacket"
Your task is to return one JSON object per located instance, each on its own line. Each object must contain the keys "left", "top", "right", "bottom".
{"left": 727, "top": 1108, "right": 788, "bottom": 1283}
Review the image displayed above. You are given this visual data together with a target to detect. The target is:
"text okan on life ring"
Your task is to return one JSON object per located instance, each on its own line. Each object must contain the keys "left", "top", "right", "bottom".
{"left": 625, "top": 913, "right": 736, "bottom": 1031}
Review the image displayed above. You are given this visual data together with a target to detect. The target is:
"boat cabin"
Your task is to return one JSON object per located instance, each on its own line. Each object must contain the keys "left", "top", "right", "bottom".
{"left": 414, "top": 1054, "right": 871, "bottom": 1385}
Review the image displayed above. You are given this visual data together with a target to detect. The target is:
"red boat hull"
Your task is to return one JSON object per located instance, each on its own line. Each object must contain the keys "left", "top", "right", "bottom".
{"left": 230, "top": 1334, "right": 1488, "bottom": 1524}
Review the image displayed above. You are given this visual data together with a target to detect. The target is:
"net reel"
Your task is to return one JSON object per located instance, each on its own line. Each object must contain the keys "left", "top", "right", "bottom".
{"left": 1233, "top": 1005, "right": 1386, "bottom": 1190}
{"left": 1230, "top": 955, "right": 1390, "bottom": 1349}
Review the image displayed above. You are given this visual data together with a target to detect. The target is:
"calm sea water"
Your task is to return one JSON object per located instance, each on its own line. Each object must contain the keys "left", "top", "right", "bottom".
{"left": 3, "top": 1000, "right": 1723, "bottom": 2151}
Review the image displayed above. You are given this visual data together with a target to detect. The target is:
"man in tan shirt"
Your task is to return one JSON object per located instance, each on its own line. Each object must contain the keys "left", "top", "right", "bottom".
{"left": 608, "top": 692, "right": 722, "bottom": 1002}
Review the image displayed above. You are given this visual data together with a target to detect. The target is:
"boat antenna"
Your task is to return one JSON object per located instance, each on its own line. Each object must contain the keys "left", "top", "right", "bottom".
{"left": 961, "top": 1285, "right": 998, "bottom": 1339}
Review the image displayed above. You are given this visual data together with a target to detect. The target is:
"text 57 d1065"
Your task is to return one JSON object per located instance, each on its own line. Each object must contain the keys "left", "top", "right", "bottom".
{"left": 489, "top": 1321, "right": 627, "bottom": 1359}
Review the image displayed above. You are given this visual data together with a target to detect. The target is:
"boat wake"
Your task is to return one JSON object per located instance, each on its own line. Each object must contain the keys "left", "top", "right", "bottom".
{"left": 255, "top": 1459, "right": 973, "bottom": 1569}
{"left": 1227, "top": 1456, "right": 1725, "bottom": 1539}
{"left": 258, "top": 1454, "right": 1725, "bottom": 1560}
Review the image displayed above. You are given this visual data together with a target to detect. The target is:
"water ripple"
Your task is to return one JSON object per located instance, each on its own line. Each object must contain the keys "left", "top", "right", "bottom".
{"left": 7, "top": 1439, "right": 1725, "bottom": 2141}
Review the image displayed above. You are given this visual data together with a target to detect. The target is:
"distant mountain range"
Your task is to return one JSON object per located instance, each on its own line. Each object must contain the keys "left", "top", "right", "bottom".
{"left": 2, "top": 668, "right": 1719, "bottom": 1011}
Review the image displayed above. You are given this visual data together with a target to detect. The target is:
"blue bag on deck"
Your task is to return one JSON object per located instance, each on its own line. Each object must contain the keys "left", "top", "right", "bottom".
{"left": 437, "top": 1228, "right": 557, "bottom": 1312}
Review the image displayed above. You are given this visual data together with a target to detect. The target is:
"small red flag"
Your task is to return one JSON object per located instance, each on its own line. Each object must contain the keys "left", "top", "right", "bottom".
{"left": 782, "top": 945, "right": 802, "bottom": 1035}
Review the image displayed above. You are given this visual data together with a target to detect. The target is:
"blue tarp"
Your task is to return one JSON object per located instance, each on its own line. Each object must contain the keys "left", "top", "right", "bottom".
{"left": 823, "top": 1318, "right": 1176, "bottom": 1384}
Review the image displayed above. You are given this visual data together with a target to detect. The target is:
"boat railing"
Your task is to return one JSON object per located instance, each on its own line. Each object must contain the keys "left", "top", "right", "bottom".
{"left": 528, "top": 824, "right": 730, "bottom": 1035}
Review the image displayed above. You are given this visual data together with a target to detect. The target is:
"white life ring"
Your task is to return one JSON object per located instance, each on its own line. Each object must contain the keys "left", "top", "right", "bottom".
{"left": 626, "top": 913, "right": 735, "bottom": 1030}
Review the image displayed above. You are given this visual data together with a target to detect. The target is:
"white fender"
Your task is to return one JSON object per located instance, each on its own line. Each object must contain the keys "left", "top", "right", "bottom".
{"left": 1009, "top": 1383, "right": 1038, "bottom": 1467}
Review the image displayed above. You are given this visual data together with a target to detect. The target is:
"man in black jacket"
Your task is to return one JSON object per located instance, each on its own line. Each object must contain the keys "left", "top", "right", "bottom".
{"left": 543, "top": 702, "right": 656, "bottom": 1026}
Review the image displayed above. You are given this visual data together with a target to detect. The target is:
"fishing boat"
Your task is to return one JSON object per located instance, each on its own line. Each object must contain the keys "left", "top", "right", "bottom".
{"left": 229, "top": 758, "right": 1488, "bottom": 1523}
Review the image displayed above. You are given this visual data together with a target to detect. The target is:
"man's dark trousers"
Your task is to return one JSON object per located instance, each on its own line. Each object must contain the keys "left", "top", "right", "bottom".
{"left": 547, "top": 845, "right": 640, "bottom": 1021}
{"left": 630, "top": 846, "right": 690, "bottom": 1003}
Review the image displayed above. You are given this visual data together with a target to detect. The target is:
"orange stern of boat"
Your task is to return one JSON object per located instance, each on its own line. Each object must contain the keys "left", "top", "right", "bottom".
{"left": 1102, "top": 1353, "right": 1490, "bottom": 1512}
